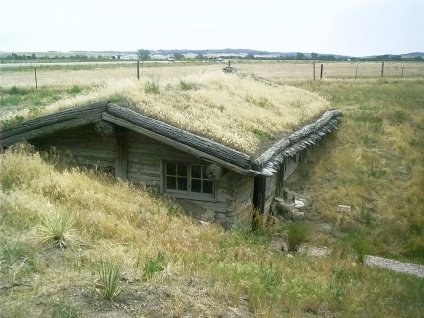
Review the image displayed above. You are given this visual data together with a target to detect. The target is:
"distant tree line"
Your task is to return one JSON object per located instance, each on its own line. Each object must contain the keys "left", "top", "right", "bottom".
{"left": 1, "top": 53, "right": 112, "bottom": 62}
{"left": 2, "top": 51, "right": 423, "bottom": 63}
{"left": 220, "top": 53, "right": 423, "bottom": 62}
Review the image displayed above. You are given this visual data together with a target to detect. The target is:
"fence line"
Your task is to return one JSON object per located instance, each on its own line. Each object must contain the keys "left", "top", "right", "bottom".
{"left": 1, "top": 61, "right": 424, "bottom": 88}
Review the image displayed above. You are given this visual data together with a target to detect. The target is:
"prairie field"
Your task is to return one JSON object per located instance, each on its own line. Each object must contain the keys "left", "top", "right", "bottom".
{"left": 1, "top": 62, "right": 423, "bottom": 317}
{"left": 2, "top": 60, "right": 424, "bottom": 88}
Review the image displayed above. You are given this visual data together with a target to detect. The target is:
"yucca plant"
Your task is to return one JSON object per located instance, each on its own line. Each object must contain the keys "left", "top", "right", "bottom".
{"left": 96, "top": 259, "right": 125, "bottom": 301}
{"left": 37, "top": 212, "right": 73, "bottom": 250}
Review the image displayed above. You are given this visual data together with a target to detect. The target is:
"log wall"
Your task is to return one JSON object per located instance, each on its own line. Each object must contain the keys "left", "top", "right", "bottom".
{"left": 31, "top": 124, "right": 116, "bottom": 169}
{"left": 233, "top": 175, "right": 255, "bottom": 227}
{"left": 126, "top": 130, "right": 246, "bottom": 228}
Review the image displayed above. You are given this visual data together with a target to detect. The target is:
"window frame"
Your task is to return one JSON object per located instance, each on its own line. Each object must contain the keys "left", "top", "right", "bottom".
{"left": 163, "top": 160, "right": 216, "bottom": 200}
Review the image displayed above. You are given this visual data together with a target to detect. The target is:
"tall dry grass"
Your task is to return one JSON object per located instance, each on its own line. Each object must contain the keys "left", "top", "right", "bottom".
{"left": 286, "top": 78, "right": 424, "bottom": 261}
{"left": 2, "top": 143, "right": 423, "bottom": 317}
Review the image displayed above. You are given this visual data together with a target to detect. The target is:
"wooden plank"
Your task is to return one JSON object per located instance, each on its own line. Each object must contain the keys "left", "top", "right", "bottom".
{"left": 105, "top": 104, "right": 252, "bottom": 170}
{"left": 127, "top": 173, "right": 161, "bottom": 185}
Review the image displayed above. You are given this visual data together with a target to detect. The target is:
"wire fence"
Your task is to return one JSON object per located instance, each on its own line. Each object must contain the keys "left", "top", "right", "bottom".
{"left": 1, "top": 61, "right": 424, "bottom": 88}
{"left": 236, "top": 61, "right": 424, "bottom": 80}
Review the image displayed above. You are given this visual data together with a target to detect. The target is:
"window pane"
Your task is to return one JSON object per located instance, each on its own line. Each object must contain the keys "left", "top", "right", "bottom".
{"left": 178, "top": 177, "right": 187, "bottom": 191}
{"left": 202, "top": 165, "right": 209, "bottom": 179}
{"left": 191, "top": 179, "right": 201, "bottom": 193}
{"left": 166, "top": 162, "right": 176, "bottom": 176}
{"left": 167, "top": 176, "right": 176, "bottom": 190}
{"left": 192, "top": 164, "right": 201, "bottom": 179}
{"left": 203, "top": 180, "right": 213, "bottom": 194}
{"left": 177, "top": 162, "right": 188, "bottom": 176}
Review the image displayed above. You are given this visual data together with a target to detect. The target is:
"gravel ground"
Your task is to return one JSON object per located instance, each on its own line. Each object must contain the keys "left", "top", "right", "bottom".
{"left": 365, "top": 255, "right": 424, "bottom": 278}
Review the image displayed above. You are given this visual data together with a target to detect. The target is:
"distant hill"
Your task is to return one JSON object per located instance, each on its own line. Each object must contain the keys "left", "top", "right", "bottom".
{"left": 402, "top": 52, "right": 424, "bottom": 58}
{"left": 71, "top": 49, "right": 423, "bottom": 60}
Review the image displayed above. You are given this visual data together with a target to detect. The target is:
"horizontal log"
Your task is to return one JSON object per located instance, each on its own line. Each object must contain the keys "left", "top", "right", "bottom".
{"left": 252, "top": 139, "right": 290, "bottom": 170}
{"left": 288, "top": 109, "right": 341, "bottom": 144}
{"left": 1, "top": 113, "right": 103, "bottom": 146}
{"left": 0, "top": 101, "right": 108, "bottom": 141}
{"left": 253, "top": 109, "right": 341, "bottom": 172}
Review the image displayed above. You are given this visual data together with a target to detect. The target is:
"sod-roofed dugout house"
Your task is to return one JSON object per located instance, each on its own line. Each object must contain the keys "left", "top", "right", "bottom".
{"left": 0, "top": 75, "right": 341, "bottom": 229}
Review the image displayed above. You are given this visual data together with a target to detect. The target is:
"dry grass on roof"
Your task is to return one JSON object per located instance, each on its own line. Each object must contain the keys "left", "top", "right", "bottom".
{"left": 14, "top": 71, "right": 331, "bottom": 155}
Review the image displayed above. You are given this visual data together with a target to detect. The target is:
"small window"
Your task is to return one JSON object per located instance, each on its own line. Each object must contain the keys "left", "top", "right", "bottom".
{"left": 164, "top": 161, "right": 214, "bottom": 196}
{"left": 191, "top": 164, "right": 213, "bottom": 194}
{"left": 165, "top": 162, "right": 188, "bottom": 191}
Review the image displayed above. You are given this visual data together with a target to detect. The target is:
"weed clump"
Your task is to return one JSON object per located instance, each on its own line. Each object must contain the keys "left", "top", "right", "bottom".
{"left": 144, "top": 80, "right": 160, "bottom": 94}
{"left": 96, "top": 258, "right": 126, "bottom": 300}
{"left": 68, "top": 85, "right": 82, "bottom": 94}
{"left": 287, "top": 221, "right": 312, "bottom": 252}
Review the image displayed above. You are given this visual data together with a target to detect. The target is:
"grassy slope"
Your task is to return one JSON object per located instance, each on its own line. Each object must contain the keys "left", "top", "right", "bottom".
{"left": 1, "top": 144, "right": 423, "bottom": 318}
{"left": 1, "top": 77, "right": 424, "bottom": 317}
{"left": 286, "top": 78, "right": 424, "bottom": 261}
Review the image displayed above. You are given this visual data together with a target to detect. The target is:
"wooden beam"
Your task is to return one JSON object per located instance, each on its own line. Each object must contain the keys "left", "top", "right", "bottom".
{"left": 253, "top": 109, "right": 342, "bottom": 170}
{"left": 252, "top": 175, "right": 267, "bottom": 230}
{"left": 115, "top": 127, "right": 128, "bottom": 180}
{"left": 0, "top": 101, "right": 108, "bottom": 145}
{"left": 1, "top": 114, "right": 103, "bottom": 146}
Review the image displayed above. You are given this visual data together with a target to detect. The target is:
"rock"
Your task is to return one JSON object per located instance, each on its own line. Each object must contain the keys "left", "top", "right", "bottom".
{"left": 277, "top": 201, "right": 296, "bottom": 212}
{"left": 294, "top": 199, "right": 305, "bottom": 209}
{"left": 203, "top": 210, "right": 215, "bottom": 222}
{"left": 283, "top": 187, "right": 295, "bottom": 201}
{"left": 273, "top": 197, "right": 285, "bottom": 203}
{"left": 289, "top": 210, "right": 305, "bottom": 220}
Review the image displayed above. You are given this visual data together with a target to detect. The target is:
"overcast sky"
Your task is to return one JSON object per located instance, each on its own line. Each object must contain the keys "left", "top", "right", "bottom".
{"left": 1, "top": 0, "right": 422, "bottom": 57}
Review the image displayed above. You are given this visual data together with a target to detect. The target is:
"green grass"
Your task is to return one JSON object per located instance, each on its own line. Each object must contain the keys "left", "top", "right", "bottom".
{"left": 0, "top": 95, "right": 22, "bottom": 106}
{"left": 287, "top": 78, "right": 424, "bottom": 263}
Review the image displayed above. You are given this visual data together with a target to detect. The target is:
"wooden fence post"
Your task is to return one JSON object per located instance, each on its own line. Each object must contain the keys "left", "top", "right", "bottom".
{"left": 34, "top": 67, "right": 38, "bottom": 90}
{"left": 320, "top": 64, "right": 324, "bottom": 79}
{"left": 356, "top": 66, "right": 358, "bottom": 79}
{"left": 381, "top": 61, "right": 384, "bottom": 78}
{"left": 313, "top": 61, "right": 316, "bottom": 80}
{"left": 137, "top": 60, "right": 140, "bottom": 80}
{"left": 401, "top": 66, "right": 404, "bottom": 77}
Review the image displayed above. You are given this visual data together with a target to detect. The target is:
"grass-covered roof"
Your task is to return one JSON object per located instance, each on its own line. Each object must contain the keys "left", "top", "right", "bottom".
{"left": 2, "top": 72, "right": 331, "bottom": 155}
